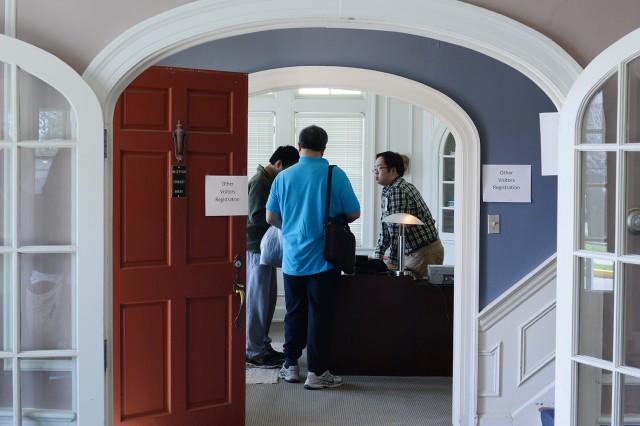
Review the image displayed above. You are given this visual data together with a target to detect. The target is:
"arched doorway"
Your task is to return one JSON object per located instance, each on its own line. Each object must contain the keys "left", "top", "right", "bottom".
{"left": 250, "top": 66, "right": 480, "bottom": 424}
{"left": 82, "top": 2, "right": 579, "bottom": 424}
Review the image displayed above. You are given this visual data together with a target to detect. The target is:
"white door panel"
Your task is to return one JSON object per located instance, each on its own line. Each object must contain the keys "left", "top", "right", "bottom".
{"left": 558, "top": 27, "right": 640, "bottom": 426}
{"left": 0, "top": 35, "right": 104, "bottom": 424}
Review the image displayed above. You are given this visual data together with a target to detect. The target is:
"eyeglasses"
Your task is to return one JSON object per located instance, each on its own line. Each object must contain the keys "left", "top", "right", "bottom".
{"left": 372, "top": 166, "right": 390, "bottom": 174}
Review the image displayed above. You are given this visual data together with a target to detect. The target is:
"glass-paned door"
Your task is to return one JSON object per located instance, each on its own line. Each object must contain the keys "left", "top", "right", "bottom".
{"left": 557, "top": 29, "right": 640, "bottom": 426}
{"left": 0, "top": 36, "right": 104, "bottom": 425}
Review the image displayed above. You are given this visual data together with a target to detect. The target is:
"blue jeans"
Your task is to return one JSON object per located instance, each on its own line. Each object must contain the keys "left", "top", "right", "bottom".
{"left": 245, "top": 251, "right": 278, "bottom": 358}
{"left": 282, "top": 268, "right": 340, "bottom": 375}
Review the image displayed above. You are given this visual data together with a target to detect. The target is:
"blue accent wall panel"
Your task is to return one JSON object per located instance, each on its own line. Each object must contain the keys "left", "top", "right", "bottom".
{"left": 160, "top": 28, "right": 558, "bottom": 309}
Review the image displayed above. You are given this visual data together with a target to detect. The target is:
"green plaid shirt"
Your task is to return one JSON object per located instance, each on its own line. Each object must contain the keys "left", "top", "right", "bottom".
{"left": 374, "top": 177, "right": 439, "bottom": 264}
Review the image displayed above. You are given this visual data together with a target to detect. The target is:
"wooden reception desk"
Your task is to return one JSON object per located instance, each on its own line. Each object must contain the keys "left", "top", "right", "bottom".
{"left": 327, "top": 274, "right": 453, "bottom": 376}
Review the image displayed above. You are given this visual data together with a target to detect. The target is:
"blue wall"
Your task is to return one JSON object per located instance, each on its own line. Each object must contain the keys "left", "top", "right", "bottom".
{"left": 160, "top": 28, "right": 558, "bottom": 309}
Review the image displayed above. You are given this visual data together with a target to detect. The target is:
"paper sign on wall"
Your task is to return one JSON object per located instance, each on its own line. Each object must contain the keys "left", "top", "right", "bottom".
{"left": 205, "top": 176, "right": 248, "bottom": 216}
{"left": 539, "top": 112, "right": 559, "bottom": 176}
{"left": 482, "top": 165, "right": 531, "bottom": 202}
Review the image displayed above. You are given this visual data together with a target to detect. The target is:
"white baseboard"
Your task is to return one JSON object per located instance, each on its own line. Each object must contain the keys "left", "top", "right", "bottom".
{"left": 476, "top": 414, "right": 513, "bottom": 426}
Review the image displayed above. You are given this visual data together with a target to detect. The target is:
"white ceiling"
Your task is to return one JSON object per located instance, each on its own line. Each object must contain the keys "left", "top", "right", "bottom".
{"left": 7, "top": 0, "right": 640, "bottom": 73}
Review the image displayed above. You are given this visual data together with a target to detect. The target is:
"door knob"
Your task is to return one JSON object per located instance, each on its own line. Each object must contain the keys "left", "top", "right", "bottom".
{"left": 627, "top": 208, "right": 640, "bottom": 234}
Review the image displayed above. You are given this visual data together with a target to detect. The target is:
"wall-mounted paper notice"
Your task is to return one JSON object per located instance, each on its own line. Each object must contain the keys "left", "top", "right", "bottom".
{"left": 205, "top": 175, "right": 248, "bottom": 216}
{"left": 482, "top": 165, "right": 531, "bottom": 202}
{"left": 539, "top": 112, "right": 559, "bottom": 176}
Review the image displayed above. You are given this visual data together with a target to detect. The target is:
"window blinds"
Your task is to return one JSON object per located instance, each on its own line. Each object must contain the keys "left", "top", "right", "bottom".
{"left": 295, "top": 113, "right": 364, "bottom": 246}
{"left": 247, "top": 112, "right": 276, "bottom": 177}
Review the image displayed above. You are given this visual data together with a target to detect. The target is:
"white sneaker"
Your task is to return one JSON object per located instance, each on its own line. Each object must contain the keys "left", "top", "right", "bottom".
{"left": 279, "top": 365, "right": 300, "bottom": 383}
{"left": 304, "top": 370, "right": 343, "bottom": 390}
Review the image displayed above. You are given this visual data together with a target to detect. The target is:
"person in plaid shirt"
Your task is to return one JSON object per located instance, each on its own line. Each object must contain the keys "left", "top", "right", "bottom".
{"left": 372, "top": 151, "right": 444, "bottom": 276}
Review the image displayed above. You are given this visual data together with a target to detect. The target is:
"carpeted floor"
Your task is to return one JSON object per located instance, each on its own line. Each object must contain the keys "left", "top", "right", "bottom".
{"left": 246, "top": 322, "right": 453, "bottom": 426}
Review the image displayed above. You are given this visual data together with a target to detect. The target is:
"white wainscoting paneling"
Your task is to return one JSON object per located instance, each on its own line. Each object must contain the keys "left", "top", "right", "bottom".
{"left": 477, "top": 256, "right": 556, "bottom": 426}
{"left": 518, "top": 302, "right": 556, "bottom": 386}
{"left": 479, "top": 341, "right": 502, "bottom": 397}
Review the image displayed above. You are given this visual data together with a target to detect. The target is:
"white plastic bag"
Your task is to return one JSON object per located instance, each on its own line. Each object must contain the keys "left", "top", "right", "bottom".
{"left": 260, "top": 226, "right": 283, "bottom": 267}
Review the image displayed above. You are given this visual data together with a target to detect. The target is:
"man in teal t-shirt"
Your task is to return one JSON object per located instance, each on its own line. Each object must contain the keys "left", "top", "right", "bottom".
{"left": 266, "top": 125, "right": 360, "bottom": 390}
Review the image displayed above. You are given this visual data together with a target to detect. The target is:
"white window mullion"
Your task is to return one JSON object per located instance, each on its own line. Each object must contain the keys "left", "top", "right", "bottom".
{"left": 8, "top": 61, "right": 21, "bottom": 426}
{"left": 611, "top": 59, "right": 625, "bottom": 426}
{"left": 3, "top": 0, "right": 17, "bottom": 38}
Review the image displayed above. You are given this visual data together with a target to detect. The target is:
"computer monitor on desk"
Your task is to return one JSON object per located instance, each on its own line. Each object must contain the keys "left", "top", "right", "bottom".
{"left": 427, "top": 265, "right": 454, "bottom": 285}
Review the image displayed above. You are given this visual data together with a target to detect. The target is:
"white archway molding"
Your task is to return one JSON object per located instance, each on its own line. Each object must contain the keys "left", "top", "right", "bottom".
{"left": 82, "top": 1, "right": 579, "bottom": 424}
{"left": 83, "top": 0, "right": 581, "bottom": 116}
{"left": 252, "top": 66, "right": 479, "bottom": 426}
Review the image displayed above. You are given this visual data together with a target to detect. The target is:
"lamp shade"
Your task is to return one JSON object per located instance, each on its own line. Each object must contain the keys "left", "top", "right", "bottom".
{"left": 382, "top": 213, "right": 424, "bottom": 225}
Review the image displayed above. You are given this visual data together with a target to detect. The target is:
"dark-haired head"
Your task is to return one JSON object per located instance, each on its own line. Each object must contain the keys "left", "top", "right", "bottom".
{"left": 375, "top": 151, "right": 405, "bottom": 176}
{"left": 269, "top": 145, "right": 300, "bottom": 168}
{"left": 298, "top": 125, "right": 328, "bottom": 152}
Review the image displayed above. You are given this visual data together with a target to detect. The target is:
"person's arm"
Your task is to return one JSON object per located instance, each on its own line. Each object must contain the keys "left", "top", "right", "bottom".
{"left": 334, "top": 167, "right": 360, "bottom": 224}
{"left": 384, "top": 185, "right": 403, "bottom": 265}
{"left": 248, "top": 179, "right": 269, "bottom": 227}
{"left": 266, "top": 210, "right": 282, "bottom": 229}
{"left": 372, "top": 221, "right": 389, "bottom": 259}
{"left": 344, "top": 211, "right": 360, "bottom": 223}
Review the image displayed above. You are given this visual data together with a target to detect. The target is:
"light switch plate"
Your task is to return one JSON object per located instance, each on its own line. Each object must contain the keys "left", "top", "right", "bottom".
{"left": 488, "top": 214, "right": 500, "bottom": 234}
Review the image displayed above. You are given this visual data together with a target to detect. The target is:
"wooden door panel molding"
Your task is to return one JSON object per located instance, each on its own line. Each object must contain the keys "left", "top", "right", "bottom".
{"left": 120, "top": 87, "right": 171, "bottom": 130}
{"left": 187, "top": 215, "right": 230, "bottom": 262}
{"left": 119, "top": 302, "right": 169, "bottom": 420}
{"left": 120, "top": 151, "right": 169, "bottom": 267}
{"left": 186, "top": 297, "right": 230, "bottom": 409}
{"left": 187, "top": 89, "right": 232, "bottom": 132}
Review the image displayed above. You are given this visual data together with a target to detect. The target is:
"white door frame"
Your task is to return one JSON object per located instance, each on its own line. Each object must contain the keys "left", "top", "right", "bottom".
{"left": 250, "top": 66, "right": 480, "bottom": 424}
{"left": 82, "top": 1, "right": 580, "bottom": 424}
{"left": 557, "top": 26, "right": 640, "bottom": 426}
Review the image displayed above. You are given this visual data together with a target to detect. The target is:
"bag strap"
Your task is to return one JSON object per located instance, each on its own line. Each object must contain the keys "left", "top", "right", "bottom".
{"left": 324, "top": 165, "right": 335, "bottom": 226}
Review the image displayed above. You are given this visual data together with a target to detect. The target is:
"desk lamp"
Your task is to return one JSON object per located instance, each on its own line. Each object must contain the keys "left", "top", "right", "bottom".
{"left": 382, "top": 213, "right": 424, "bottom": 276}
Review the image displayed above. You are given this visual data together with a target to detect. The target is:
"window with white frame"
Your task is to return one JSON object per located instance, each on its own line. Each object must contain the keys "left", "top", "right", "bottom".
{"left": 247, "top": 111, "right": 275, "bottom": 178}
{"left": 247, "top": 89, "right": 367, "bottom": 247}
{"left": 295, "top": 88, "right": 364, "bottom": 99}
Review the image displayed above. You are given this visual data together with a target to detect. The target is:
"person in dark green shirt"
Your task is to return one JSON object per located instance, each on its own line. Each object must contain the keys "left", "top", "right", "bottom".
{"left": 246, "top": 145, "right": 299, "bottom": 368}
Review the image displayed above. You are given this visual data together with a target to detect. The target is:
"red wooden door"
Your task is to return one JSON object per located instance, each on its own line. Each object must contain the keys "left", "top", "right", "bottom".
{"left": 113, "top": 66, "right": 247, "bottom": 425}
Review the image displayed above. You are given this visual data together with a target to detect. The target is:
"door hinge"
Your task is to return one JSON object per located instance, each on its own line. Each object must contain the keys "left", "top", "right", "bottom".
{"left": 104, "top": 339, "right": 108, "bottom": 371}
{"left": 104, "top": 129, "right": 108, "bottom": 159}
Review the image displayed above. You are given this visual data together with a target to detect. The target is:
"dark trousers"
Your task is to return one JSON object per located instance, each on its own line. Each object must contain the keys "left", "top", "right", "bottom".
{"left": 282, "top": 268, "right": 340, "bottom": 375}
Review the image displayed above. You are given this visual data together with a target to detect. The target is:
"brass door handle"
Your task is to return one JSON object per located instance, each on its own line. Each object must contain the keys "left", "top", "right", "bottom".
{"left": 233, "top": 278, "right": 245, "bottom": 329}
{"left": 232, "top": 254, "right": 245, "bottom": 328}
